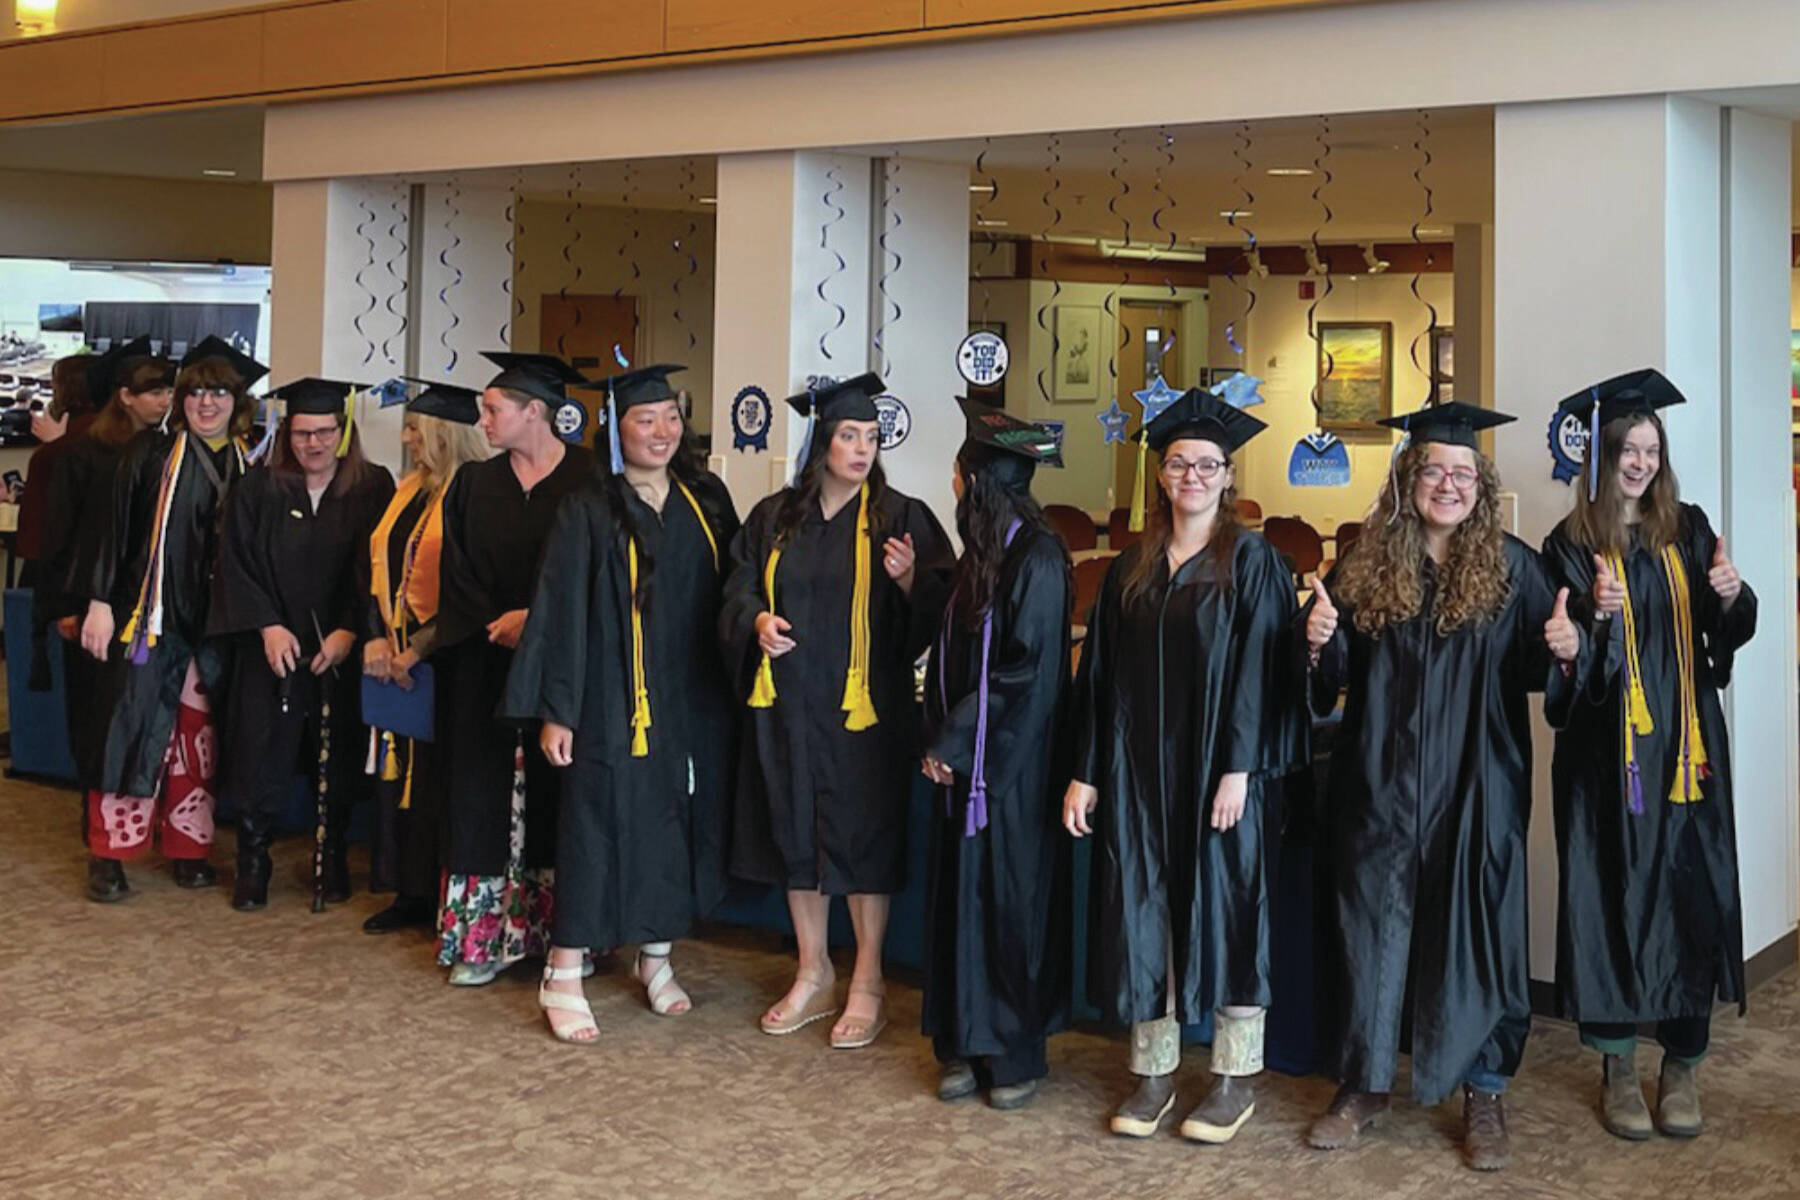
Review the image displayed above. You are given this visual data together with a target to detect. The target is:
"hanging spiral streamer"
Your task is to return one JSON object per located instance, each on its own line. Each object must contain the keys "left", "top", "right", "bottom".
{"left": 1407, "top": 109, "right": 1441, "bottom": 406}
{"left": 556, "top": 164, "right": 585, "bottom": 361}
{"left": 381, "top": 179, "right": 409, "bottom": 364}
{"left": 816, "top": 162, "right": 849, "bottom": 363}
{"left": 872, "top": 153, "right": 904, "bottom": 379}
{"left": 671, "top": 157, "right": 700, "bottom": 352}
{"left": 1307, "top": 115, "right": 1337, "bottom": 415}
{"left": 436, "top": 178, "right": 463, "bottom": 374}
{"left": 351, "top": 193, "right": 378, "bottom": 367}
{"left": 1033, "top": 133, "right": 1064, "bottom": 406}
{"left": 616, "top": 161, "right": 644, "bottom": 356}
{"left": 972, "top": 138, "right": 1001, "bottom": 329}
{"left": 1224, "top": 121, "right": 1259, "bottom": 358}
{"left": 499, "top": 167, "right": 522, "bottom": 348}
{"left": 1146, "top": 126, "right": 1178, "bottom": 305}
{"left": 1104, "top": 128, "right": 1132, "bottom": 396}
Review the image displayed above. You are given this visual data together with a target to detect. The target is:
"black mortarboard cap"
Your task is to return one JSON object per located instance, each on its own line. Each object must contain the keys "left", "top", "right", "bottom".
{"left": 406, "top": 380, "right": 481, "bottom": 426}
{"left": 179, "top": 335, "right": 269, "bottom": 386}
{"left": 957, "top": 397, "right": 1061, "bottom": 493}
{"left": 783, "top": 373, "right": 883, "bottom": 424}
{"left": 481, "top": 350, "right": 589, "bottom": 406}
{"left": 85, "top": 335, "right": 155, "bottom": 408}
{"left": 592, "top": 363, "right": 686, "bottom": 413}
{"left": 1553, "top": 368, "right": 1687, "bottom": 427}
{"left": 268, "top": 377, "right": 362, "bottom": 417}
{"left": 1142, "top": 387, "right": 1268, "bottom": 454}
{"left": 1377, "top": 400, "right": 1514, "bottom": 448}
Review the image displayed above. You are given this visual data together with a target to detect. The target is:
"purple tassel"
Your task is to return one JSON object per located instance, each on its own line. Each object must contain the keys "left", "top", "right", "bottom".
{"left": 1627, "top": 761, "right": 1645, "bottom": 815}
{"left": 128, "top": 635, "right": 150, "bottom": 666}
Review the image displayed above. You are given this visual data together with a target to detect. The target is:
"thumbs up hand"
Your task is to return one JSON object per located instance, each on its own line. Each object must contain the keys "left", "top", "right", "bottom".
{"left": 1708, "top": 536, "right": 1742, "bottom": 609}
{"left": 1591, "top": 553, "right": 1625, "bottom": 618}
{"left": 1545, "top": 587, "right": 1579, "bottom": 663}
{"left": 1305, "top": 576, "right": 1339, "bottom": 655}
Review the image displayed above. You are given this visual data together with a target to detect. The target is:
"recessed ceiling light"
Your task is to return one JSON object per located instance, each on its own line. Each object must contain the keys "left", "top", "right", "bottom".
{"left": 1265, "top": 168, "right": 1314, "bottom": 177}
{"left": 1416, "top": 226, "right": 1447, "bottom": 235}
{"left": 698, "top": 197, "right": 717, "bottom": 204}
{"left": 975, "top": 218, "right": 1008, "bottom": 228}
{"left": 968, "top": 183, "right": 998, "bottom": 193}
{"left": 202, "top": 169, "right": 237, "bottom": 177}
{"left": 1219, "top": 210, "right": 1253, "bottom": 219}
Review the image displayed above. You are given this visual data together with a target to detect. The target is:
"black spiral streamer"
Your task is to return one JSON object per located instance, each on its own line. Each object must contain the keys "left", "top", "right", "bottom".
{"left": 972, "top": 137, "right": 1000, "bottom": 329}
{"left": 556, "top": 164, "right": 585, "bottom": 361}
{"left": 435, "top": 178, "right": 463, "bottom": 374}
{"left": 616, "top": 161, "right": 643, "bottom": 357}
{"left": 1307, "top": 115, "right": 1337, "bottom": 415}
{"left": 1033, "top": 133, "right": 1064, "bottom": 406}
{"left": 381, "top": 179, "right": 409, "bottom": 364}
{"left": 499, "top": 167, "right": 521, "bottom": 348}
{"left": 1407, "top": 109, "right": 1441, "bottom": 407}
{"left": 816, "top": 162, "right": 848, "bottom": 363}
{"left": 1224, "top": 121, "right": 1259, "bottom": 358}
{"left": 1104, "top": 128, "right": 1132, "bottom": 397}
{"left": 351, "top": 193, "right": 378, "bottom": 367}
{"left": 1146, "top": 126, "right": 1178, "bottom": 307}
{"left": 872, "top": 154, "right": 904, "bottom": 379}
{"left": 671, "top": 157, "right": 700, "bottom": 352}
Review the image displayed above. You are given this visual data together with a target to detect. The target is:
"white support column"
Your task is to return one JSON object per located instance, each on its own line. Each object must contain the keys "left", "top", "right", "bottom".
{"left": 1493, "top": 95, "right": 1798, "bottom": 983}
{"left": 710, "top": 151, "right": 872, "bottom": 513}
{"left": 871, "top": 156, "right": 970, "bottom": 534}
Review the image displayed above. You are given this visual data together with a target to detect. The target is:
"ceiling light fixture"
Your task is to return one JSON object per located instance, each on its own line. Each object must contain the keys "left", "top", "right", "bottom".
{"left": 698, "top": 197, "right": 717, "bottom": 204}
{"left": 1099, "top": 240, "right": 1206, "bottom": 263}
{"left": 1303, "top": 246, "right": 1328, "bottom": 277}
{"left": 1265, "top": 168, "right": 1314, "bottom": 177}
{"left": 202, "top": 169, "right": 238, "bottom": 178}
{"left": 1245, "top": 248, "right": 1270, "bottom": 279}
{"left": 975, "top": 218, "right": 1008, "bottom": 228}
{"left": 1219, "top": 210, "right": 1254, "bottom": 220}
{"left": 1361, "top": 244, "right": 1391, "bottom": 274}
{"left": 14, "top": 0, "right": 56, "bottom": 34}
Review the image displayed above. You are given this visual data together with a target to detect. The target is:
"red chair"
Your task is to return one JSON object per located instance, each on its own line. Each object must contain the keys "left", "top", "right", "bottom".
{"left": 1235, "top": 497, "right": 1264, "bottom": 524}
{"left": 1072, "top": 554, "right": 1115, "bottom": 626}
{"left": 1262, "top": 516, "right": 1325, "bottom": 585}
{"left": 1107, "top": 507, "right": 1142, "bottom": 551}
{"left": 1043, "top": 503, "right": 1098, "bottom": 553}
{"left": 1323, "top": 520, "right": 1362, "bottom": 573}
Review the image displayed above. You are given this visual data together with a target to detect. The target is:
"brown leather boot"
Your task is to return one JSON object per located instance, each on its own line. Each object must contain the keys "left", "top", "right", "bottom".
{"left": 1601, "top": 1054, "right": 1653, "bottom": 1140}
{"left": 1307, "top": 1085, "right": 1389, "bottom": 1149}
{"left": 1462, "top": 1085, "right": 1511, "bottom": 1171}
{"left": 1656, "top": 1057, "right": 1703, "bottom": 1138}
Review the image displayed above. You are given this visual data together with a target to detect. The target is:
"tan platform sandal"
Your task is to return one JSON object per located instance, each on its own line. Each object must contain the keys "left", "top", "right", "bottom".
{"left": 759, "top": 969, "right": 838, "bottom": 1035}
{"left": 829, "top": 981, "right": 887, "bottom": 1050}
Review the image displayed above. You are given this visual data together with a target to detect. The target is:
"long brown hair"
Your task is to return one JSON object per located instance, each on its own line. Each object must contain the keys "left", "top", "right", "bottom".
{"left": 90, "top": 357, "right": 173, "bottom": 449}
{"left": 1561, "top": 413, "right": 1683, "bottom": 555}
{"left": 1335, "top": 439, "right": 1510, "bottom": 635}
{"left": 773, "top": 419, "right": 891, "bottom": 546}
{"left": 267, "top": 416, "right": 373, "bottom": 497}
{"left": 49, "top": 355, "right": 93, "bottom": 420}
{"left": 170, "top": 359, "right": 256, "bottom": 438}
{"left": 1119, "top": 445, "right": 1242, "bottom": 608}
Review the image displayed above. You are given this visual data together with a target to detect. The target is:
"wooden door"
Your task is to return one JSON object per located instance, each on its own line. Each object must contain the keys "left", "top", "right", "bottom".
{"left": 539, "top": 293, "right": 639, "bottom": 427}
{"left": 1113, "top": 300, "right": 1183, "bottom": 518}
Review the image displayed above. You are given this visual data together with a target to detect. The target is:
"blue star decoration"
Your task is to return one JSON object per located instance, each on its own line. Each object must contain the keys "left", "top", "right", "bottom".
{"left": 1133, "top": 374, "right": 1183, "bottom": 425}
{"left": 1209, "top": 370, "right": 1266, "bottom": 409}
{"left": 1097, "top": 399, "right": 1130, "bottom": 445}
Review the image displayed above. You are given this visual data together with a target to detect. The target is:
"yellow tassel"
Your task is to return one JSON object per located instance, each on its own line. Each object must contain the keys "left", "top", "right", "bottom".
{"left": 628, "top": 540, "right": 651, "bottom": 757}
{"left": 840, "top": 482, "right": 879, "bottom": 731}
{"left": 381, "top": 731, "right": 401, "bottom": 781}
{"left": 1663, "top": 547, "right": 1708, "bottom": 802}
{"left": 335, "top": 389, "right": 355, "bottom": 458}
{"left": 400, "top": 742, "right": 415, "bottom": 811}
{"left": 748, "top": 545, "right": 783, "bottom": 709}
{"left": 1128, "top": 439, "right": 1150, "bottom": 532}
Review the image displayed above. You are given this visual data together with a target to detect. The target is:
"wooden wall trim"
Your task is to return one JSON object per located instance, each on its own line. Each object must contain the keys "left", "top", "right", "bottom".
{"left": 0, "top": 0, "right": 1367, "bottom": 125}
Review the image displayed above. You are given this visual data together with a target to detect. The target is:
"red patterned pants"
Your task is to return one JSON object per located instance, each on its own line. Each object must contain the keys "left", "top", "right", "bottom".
{"left": 86, "top": 661, "right": 217, "bottom": 861}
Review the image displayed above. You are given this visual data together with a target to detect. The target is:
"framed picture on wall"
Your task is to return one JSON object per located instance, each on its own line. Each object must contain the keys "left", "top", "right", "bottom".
{"left": 1431, "top": 326, "right": 1455, "bottom": 404}
{"left": 1053, "top": 306, "right": 1100, "bottom": 402}
{"left": 1317, "top": 321, "right": 1393, "bottom": 436}
{"left": 968, "top": 320, "right": 1006, "bottom": 405}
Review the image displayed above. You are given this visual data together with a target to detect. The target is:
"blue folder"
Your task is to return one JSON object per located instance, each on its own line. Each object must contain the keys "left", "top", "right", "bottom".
{"left": 360, "top": 664, "right": 435, "bottom": 742}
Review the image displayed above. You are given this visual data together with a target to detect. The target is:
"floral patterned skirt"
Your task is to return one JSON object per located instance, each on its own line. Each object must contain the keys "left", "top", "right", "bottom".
{"left": 436, "top": 745, "right": 554, "bottom": 968}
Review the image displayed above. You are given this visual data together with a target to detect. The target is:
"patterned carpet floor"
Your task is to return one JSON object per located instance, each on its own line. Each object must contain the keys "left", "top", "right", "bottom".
{"left": 1, "top": 775, "right": 1797, "bottom": 1199}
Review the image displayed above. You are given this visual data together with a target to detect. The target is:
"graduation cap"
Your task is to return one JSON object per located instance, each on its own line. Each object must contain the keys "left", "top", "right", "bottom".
{"left": 405, "top": 379, "right": 481, "bottom": 426}
{"left": 267, "top": 377, "right": 364, "bottom": 457}
{"left": 481, "top": 350, "right": 589, "bottom": 406}
{"left": 590, "top": 363, "right": 686, "bottom": 472}
{"left": 782, "top": 373, "right": 884, "bottom": 485}
{"left": 85, "top": 335, "right": 157, "bottom": 409}
{"left": 179, "top": 335, "right": 269, "bottom": 387}
{"left": 1552, "top": 368, "right": 1684, "bottom": 501}
{"left": 957, "top": 397, "right": 1060, "bottom": 494}
{"left": 1376, "top": 400, "right": 1514, "bottom": 448}
{"left": 1141, "top": 387, "right": 1268, "bottom": 454}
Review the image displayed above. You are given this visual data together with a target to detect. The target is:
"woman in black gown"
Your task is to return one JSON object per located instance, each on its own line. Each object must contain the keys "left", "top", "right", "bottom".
{"left": 1540, "top": 369, "right": 1755, "bottom": 1141}
{"left": 1064, "top": 389, "right": 1306, "bottom": 1142}
{"left": 506, "top": 364, "right": 740, "bottom": 1041}
{"left": 921, "top": 399, "right": 1072, "bottom": 1110}
{"left": 722, "top": 373, "right": 953, "bottom": 1049}
{"left": 1301, "top": 402, "right": 1584, "bottom": 1173}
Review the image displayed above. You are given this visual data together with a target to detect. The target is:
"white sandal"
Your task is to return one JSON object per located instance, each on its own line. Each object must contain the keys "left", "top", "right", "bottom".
{"left": 635, "top": 950, "right": 692, "bottom": 1017}
{"left": 538, "top": 961, "right": 599, "bottom": 1044}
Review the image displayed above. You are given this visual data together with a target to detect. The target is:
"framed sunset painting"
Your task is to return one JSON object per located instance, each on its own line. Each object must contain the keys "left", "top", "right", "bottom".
{"left": 1317, "top": 321, "right": 1393, "bottom": 436}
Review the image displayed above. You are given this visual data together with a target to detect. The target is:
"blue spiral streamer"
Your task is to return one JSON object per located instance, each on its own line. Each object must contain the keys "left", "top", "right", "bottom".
{"left": 1034, "top": 133, "right": 1063, "bottom": 407}
{"left": 1407, "top": 109, "right": 1441, "bottom": 406}
{"left": 1147, "top": 126, "right": 1177, "bottom": 304}
{"left": 499, "top": 168, "right": 520, "bottom": 348}
{"left": 351, "top": 194, "right": 378, "bottom": 367}
{"left": 380, "top": 180, "right": 409, "bottom": 364}
{"left": 436, "top": 179, "right": 463, "bottom": 374}
{"left": 1103, "top": 128, "right": 1133, "bottom": 399}
{"left": 1307, "top": 115, "right": 1337, "bottom": 415}
{"left": 872, "top": 154, "right": 904, "bottom": 379}
{"left": 816, "top": 162, "right": 848, "bottom": 363}
{"left": 556, "top": 164, "right": 584, "bottom": 361}
{"left": 1224, "top": 122, "right": 1259, "bottom": 358}
{"left": 973, "top": 137, "right": 1001, "bottom": 328}
{"left": 671, "top": 157, "right": 700, "bottom": 352}
{"left": 617, "top": 161, "right": 643, "bottom": 356}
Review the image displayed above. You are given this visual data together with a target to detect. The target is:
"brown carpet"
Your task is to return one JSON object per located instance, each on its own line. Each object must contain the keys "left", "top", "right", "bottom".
{"left": 2, "top": 777, "right": 1797, "bottom": 1199}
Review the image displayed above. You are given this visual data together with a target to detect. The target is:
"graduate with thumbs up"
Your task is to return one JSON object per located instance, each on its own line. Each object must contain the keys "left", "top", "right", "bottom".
{"left": 1541, "top": 370, "right": 1757, "bottom": 1143}
{"left": 1300, "top": 402, "right": 1584, "bottom": 1174}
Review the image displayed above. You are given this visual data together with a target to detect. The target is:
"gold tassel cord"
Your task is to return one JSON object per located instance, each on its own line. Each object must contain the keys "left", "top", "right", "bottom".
{"left": 841, "top": 482, "right": 879, "bottom": 731}
{"left": 747, "top": 546, "right": 782, "bottom": 709}
{"left": 629, "top": 540, "right": 651, "bottom": 757}
{"left": 1663, "top": 549, "right": 1708, "bottom": 802}
{"left": 1128, "top": 439, "right": 1150, "bottom": 533}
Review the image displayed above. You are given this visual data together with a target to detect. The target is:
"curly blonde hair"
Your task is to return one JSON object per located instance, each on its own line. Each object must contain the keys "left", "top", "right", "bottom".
{"left": 411, "top": 411, "right": 493, "bottom": 493}
{"left": 1334, "top": 439, "right": 1510, "bottom": 636}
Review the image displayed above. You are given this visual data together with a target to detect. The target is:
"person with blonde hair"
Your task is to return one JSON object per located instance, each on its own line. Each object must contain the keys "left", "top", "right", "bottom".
{"left": 1301, "top": 402, "right": 1584, "bottom": 1172}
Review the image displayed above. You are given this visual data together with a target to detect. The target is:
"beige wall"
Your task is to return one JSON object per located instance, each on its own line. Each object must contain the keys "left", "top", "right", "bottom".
{"left": 0, "top": 168, "right": 270, "bottom": 262}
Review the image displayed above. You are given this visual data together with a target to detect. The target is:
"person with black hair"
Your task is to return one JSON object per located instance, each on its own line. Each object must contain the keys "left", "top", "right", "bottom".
{"left": 1064, "top": 388, "right": 1308, "bottom": 1144}
{"left": 920, "top": 399, "right": 1073, "bottom": 1110}
{"left": 722, "top": 374, "right": 954, "bottom": 1050}
{"left": 504, "top": 363, "right": 740, "bottom": 1041}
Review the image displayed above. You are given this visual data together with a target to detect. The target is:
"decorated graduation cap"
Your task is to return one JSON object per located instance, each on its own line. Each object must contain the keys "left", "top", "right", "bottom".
{"left": 179, "top": 335, "right": 269, "bottom": 387}
{"left": 1142, "top": 387, "right": 1269, "bottom": 455}
{"left": 1553, "top": 368, "right": 1686, "bottom": 501}
{"left": 782, "top": 372, "right": 884, "bottom": 485}
{"left": 268, "top": 377, "right": 364, "bottom": 458}
{"left": 405, "top": 379, "right": 481, "bottom": 426}
{"left": 481, "top": 350, "right": 591, "bottom": 444}
{"left": 84, "top": 335, "right": 159, "bottom": 409}
{"left": 957, "top": 396, "right": 1062, "bottom": 494}
{"left": 1376, "top": 400, "right": 1514, "bottom": 448}
{"left": 589, "top": 362, "right": 686, "bottom": 473}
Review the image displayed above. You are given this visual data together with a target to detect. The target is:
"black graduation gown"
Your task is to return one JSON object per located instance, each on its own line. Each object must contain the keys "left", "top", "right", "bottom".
{"left": 503, "top": 472, "right": 741, "bottom": 948}
{"left": 434, "top": 445, "right": 593, "bottom": 877}
{"left": 1075, "top": 533, "right": 1308, "bottom": 1027}
{"left": 720, "top": 486, "right": 954, "bottom": 894}
{"left": 209, "top": 464, "right": 396, "bottom": 819}
{"left": 1541, "top": 504, "right": 1755, "bottom": 1023}
{"left": 921, "top": 526, "right": 1074, "bottom": 1061}
{"left": 81, "top": 430, "right": 243, "bottom": 798}
{"left": 1303, "top": 536, "right": 1584, "bottom": 1105}
{"left": 32, "top": 433, "right": 125, "bottom": 789}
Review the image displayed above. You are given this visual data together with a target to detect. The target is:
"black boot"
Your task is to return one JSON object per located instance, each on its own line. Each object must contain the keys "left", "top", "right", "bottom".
{"left": 361, "top": 894, "right": 436, "bottom": 934}
{"left": 86, "top": 856, "right": 129, "bottom": 904}
{"left": 171, "top": 858, "right": 217, "bottom": 888}
{"left": 232, "top": 815, "right": 274, "bottom": 911}
{"left": 321, "top": 804, "right": 352, "bottom": 904}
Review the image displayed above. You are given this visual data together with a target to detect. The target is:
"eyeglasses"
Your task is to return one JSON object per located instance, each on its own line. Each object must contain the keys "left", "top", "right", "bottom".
{"left": 1417, "top": 465, "right": 1479, "bottom": 490}
{"left": 188, "top": 387, "right": 234, "bottom": 401}
{"left": 1162, "top": 457, "right": 1228, "bottom": 481}
{"left": 290, "top": 426, "right": 343, "bottom": 444}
